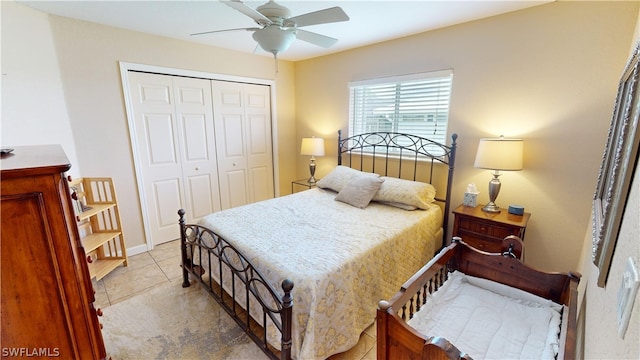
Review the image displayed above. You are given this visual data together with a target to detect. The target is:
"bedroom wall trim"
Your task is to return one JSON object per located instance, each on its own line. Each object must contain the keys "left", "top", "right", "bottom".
{"left": 119, "top": 61, "right": 279, "bottom": 252}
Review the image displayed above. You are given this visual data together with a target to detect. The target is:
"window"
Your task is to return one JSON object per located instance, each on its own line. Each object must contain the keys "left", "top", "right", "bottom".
{"left": 348, "top": 70, "right": 453, "bottom": 146}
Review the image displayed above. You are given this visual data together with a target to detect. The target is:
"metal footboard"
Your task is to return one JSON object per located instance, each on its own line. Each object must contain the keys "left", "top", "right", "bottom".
{"left": 178, "top": 209, "right": 293, "bottom": 360}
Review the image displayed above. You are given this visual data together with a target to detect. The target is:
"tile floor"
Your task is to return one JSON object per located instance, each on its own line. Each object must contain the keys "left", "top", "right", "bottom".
{"left": 94, "top": 240, "right": 376, "bottom": 360}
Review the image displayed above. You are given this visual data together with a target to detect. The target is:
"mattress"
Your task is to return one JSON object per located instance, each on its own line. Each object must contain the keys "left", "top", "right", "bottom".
{"left": 407, "top": 271, "right": 564, "bottom": 360}
{"left": 196, "top": 187, "right": 443, "bottom": 359}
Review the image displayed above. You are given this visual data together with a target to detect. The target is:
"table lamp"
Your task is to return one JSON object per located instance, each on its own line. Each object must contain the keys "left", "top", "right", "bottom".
{"left": 300, "top": 137, "right": 325, "bottom": 184}
{"left": 473, "top": 136, "right": 523, "bottom": 213}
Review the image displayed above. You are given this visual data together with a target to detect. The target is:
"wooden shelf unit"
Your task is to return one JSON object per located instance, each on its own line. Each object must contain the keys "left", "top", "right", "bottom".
{"left": 69, "top": 177, "right": 128, "bottom": 280}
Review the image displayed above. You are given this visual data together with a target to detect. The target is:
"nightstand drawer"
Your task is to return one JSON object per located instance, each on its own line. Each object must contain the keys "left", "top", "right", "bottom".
{"left": 457, "top": 217, "right": 516, "bottom": 239}
{"left": 456, "top": 229, "right": 505, "bottom": 253}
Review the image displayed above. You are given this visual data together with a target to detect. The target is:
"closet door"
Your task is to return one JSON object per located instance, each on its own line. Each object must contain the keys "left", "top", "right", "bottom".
{"left": 212, "top": 80, "right": 274, "bottom": 209}
{"left": 128, "top": 72, "right": 220, "bottom": 245}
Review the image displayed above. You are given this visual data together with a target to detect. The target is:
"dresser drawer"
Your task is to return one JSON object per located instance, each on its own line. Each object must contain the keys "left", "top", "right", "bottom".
{"left": 457, "top": 217, "right": 519, "bottom": 239}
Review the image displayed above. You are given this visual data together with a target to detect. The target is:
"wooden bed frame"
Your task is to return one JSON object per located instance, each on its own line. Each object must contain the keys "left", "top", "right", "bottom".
{"left": 179, "top": 131, "right": 458, "bottom": 360}
{"left": 377, "top": 237, "right": 581, "bottom": 360}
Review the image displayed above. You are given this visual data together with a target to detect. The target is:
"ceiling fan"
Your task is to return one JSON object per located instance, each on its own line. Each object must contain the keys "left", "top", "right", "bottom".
{"left": 192, "top": 0, "right": 350, "bottom": 58}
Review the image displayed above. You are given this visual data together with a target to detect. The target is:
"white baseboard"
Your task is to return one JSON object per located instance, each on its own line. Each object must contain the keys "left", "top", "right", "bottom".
{"left": 127, "top": 243, "right": 150, "bottom": 257}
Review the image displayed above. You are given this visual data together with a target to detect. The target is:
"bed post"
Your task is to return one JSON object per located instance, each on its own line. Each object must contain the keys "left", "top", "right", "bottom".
{"left": 178, "top": 209, "right": 190, "bottom": 288}
{"left": 280, "top": 279, "right": 294, "bottom": 360}
{"left": 337, "top": 130, "right": 343, "bottom": 166}
{"left": 442, "top": 133, "right": 458, "bottom": 244}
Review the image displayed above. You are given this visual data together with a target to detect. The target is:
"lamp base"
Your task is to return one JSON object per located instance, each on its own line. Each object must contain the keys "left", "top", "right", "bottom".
{"left": 483, "top": 172, "right": 502, "bottom": 213}
{"left": 482, "top": 202, "right": 501, "bottom": 213}
{"left": 308, "top": 158, "right": 317, "bottom": 184}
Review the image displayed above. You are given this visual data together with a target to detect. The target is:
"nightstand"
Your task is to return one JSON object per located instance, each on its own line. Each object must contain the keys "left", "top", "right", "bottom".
{"left": 452, "top": 204, "right": 531, "bottom": 254}
{"left": 291, "top": 178, "right": 318, "bottom": 193}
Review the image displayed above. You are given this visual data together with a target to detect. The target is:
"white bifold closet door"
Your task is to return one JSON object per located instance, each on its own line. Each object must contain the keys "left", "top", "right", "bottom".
{"left": 127, "top": 72, "right": 273, "bottom": 246}
{"left": 212, "top": 80, "right": 274, "bottom": 209}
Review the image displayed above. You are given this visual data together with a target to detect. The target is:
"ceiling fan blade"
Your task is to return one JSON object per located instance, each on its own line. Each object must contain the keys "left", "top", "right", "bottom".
{"left": 191, "top": 27, "right": 259, "bottom": 36}
{"left": 295, "top": 29, "right": 338, "bottom": 48}
{"left": 223, "top": 0, "right": 272, "bottom": 26}
{"left": 288, "top": 7, "right": 349, "bottom": 28}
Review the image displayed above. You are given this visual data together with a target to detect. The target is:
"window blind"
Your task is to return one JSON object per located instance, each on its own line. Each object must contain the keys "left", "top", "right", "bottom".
{"left": 348, "top": 70, "right": 453, "bottom": 146}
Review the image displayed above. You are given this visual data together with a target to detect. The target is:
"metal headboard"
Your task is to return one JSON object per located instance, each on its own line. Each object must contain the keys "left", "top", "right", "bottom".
{"left": 337, "top": 130, "right": 458, "bottom": 238}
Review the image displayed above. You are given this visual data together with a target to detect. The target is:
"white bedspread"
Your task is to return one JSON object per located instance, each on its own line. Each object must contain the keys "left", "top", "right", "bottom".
{"left": 407, "top": 271, "right": 563, "bottom": 360}
{"left": 197, "top": 187, "right": 442, "bottom": 359}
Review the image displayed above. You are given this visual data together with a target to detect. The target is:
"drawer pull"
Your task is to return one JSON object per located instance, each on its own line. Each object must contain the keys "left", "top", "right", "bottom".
{"left": 86, "top": 255, "right": 93, "bottom": 264}
{"left": 71, "top": 191, "right": 78, "bottom": 200}
{"left": 96, "top": 308, "right": 103, "bottom": 317}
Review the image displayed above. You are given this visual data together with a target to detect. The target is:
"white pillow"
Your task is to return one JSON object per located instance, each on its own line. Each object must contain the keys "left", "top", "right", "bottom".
{"left": 372, "top": 177, "right": 436, "bottom": 210}
{"left": 335, "top": 174, "right": 385, "bottom": 209}
{"left": 316, "top": 166, "right": 364, "bottom": 192}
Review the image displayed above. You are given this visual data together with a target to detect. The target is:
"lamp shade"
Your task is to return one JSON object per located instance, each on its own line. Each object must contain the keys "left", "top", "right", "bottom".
{"left": 300, "top": 137, "right": 325, "bottom": 157}
{"left": 474, "top": 137, "right": 523, "bottom": 171}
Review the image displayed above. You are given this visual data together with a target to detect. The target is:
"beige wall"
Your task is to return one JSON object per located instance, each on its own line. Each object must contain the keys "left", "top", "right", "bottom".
{"left": 294, "top": 1, "right": 638, "bottom": 274}
{"left": 2, "top": 1, "right": 297, "bottom": 251}
{"left": 1, "top": 1, "right": 80, "bottom": 169}
{"left": 3, "top": 0, "right": 639, "bottom": 355}
{"left": 577, "top": 5, "right": 640, "bottom": 357}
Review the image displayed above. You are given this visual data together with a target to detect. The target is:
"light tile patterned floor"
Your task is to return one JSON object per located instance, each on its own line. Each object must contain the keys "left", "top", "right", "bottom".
{"left": 95, "top": 240, "right": 376, "bottom": 360}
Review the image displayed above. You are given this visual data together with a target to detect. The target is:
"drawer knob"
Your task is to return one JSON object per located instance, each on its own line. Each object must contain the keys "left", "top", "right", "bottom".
{"left": 96, "top": 308, "right": 103, "bottom": 317}
{"left": 86, "top": 255, "right": 93, "bottom": 264}
{"left": 67, "top": 175, "right": 73, "bottom": 182}
{"left": 71, "top": 191, "right": 78, "bottom": 200}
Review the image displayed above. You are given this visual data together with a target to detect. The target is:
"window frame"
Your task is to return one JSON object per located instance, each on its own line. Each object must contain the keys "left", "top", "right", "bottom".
{"left": 348, "top": 69, "right": 453, "bottom": 151}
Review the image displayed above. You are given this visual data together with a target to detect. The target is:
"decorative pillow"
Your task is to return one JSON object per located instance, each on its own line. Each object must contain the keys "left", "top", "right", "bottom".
{"left": 335, "top": 174, "right": 385, "bottom": 209}
{"left": 316, "top": 166, "right": 363, "bottom": 192}
{"left": 372, "top": 177, "right": 436, "bottom": 210}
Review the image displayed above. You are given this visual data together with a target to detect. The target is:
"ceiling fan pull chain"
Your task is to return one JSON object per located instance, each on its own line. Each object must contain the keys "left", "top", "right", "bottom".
{"left": 269, "top": 51, "right": 277, "bottom": 74}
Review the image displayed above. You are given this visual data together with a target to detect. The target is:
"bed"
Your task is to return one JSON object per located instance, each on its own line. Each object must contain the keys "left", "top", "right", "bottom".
{"left": 179, "top": 131, "right": 457, "bottom": 360}
{"left": 377, "top": 237, "right": 581, "bottom": 360}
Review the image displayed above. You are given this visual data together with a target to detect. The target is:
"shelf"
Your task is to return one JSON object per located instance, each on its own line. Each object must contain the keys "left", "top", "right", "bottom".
{"left": 88, "top": 258, "right": 126, "bottom": 281}
{"left": 77, "top": 203, "right": 116, "bottom": 221}
{"left": 83, "top": 231, "right": 122, "bottom": 253}
{"left": 70, "top": 177, "right": 128, "bottom": 281}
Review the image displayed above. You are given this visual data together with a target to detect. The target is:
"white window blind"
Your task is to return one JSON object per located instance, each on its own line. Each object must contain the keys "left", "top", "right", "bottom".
{"left": 349, "top": 70, "right": 453, "bottom": 145}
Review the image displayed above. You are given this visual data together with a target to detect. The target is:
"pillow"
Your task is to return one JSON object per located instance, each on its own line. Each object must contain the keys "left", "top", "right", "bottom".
{"left": 316, "top": 166, "right": 363, "bottom": 192}
{"left": 372, "top": 177, "right": 436, "bottom": 210}
{"left": 335, "top": 174, "right": 384, "bottom": 209}
{"left": 376, "top": 201, "right": 419, "bottom": 211}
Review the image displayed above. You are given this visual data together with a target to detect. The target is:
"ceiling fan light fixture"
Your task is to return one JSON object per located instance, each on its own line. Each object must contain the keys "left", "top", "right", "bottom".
{"left": 252, "top": 26, "right": 296, "bottom": 55}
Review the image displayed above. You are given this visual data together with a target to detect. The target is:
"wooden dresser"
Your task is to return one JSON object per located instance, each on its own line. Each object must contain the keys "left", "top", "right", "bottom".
{"left": 1, "top": 145, "right": 106, "bottom": 359}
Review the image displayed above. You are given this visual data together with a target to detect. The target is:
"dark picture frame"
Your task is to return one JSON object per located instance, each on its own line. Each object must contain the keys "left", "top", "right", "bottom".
{"left": 592, "top": 42, "right": 640, "bottom": 287}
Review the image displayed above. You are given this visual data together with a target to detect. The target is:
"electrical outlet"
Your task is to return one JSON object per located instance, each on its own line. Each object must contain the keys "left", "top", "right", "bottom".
{"left": 617, "top": 257, "right": 640, "bottom": 339}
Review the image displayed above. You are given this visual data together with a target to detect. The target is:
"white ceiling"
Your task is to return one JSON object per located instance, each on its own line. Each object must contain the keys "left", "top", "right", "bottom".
{"left": 19, "top": 0, "right": 552, "bottom": 61}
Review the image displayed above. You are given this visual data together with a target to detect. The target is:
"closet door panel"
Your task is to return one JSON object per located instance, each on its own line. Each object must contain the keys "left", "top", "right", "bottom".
{"left": 186, "top": 174, "right": 216, "bottom": 218}
{"left": 225, "top": 170, "right": 249, "bottom": 209}
{"left": 245, "top": 85, "right": 274, "bottom": 201}
{"left": 145, "top": 114, "right": 178, "bottom": 165}
{"left": 128, "top": 72, "right": 221, "bottom": 245}
{"left": 213, "top": 80, "right": 273, "bottom": 209}
{"left": 174, "top": 77, "right": 221, "bottom": 225}
{"left": 128, "top": 72, "right": 184, "bottom": 244}
{"left": 214, "top": 85, "right": 249, "bottom": 210}
{"left": 152, "top": 178, "right": 183, "bottom": 233}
